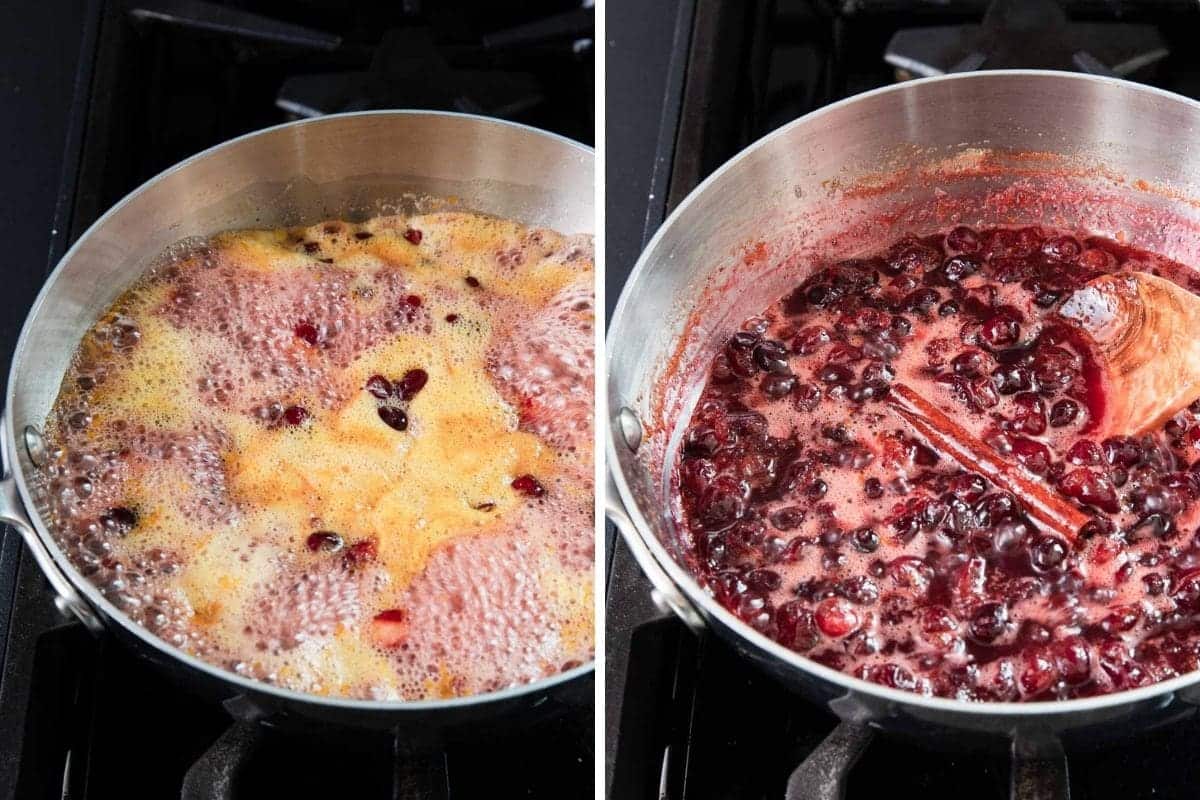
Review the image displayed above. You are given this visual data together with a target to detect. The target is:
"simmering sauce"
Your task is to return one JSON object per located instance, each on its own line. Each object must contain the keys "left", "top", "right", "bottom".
{"left": 39, "top": 211, "right": 594, "bottom": 700}
{"left": 675, "top": 226, "right": 1200, "bottom": 701}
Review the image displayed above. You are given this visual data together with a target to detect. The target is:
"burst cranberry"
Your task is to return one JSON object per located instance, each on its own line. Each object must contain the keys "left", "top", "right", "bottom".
{"left": 511, "top": 474, "right": 547, "bottom": 498}
{"left": 293, "top": 322, "right": 320, "bottom": 346}
{"left": 1042, "top": 235, "right": 1082, "bottom": 261}
{"left": 365, "top": 374, "right": 393, "bottom": 399}
{"left": 942, "top": 254, "right": 980, "bottom": 283}
{"left": 815, "top": 597, "right": 860, "bottom": 638}
{"left": 343, "top": 538, "right": 378, "bottom": 568}
{"left": 792, "top": 326, "right": 831, "bottom": 354}
{"left": 1009, "top": 393, "right": 1047, "bottom": 435}
{"left": 1058, "top": 468, "right": 1119, "bottom": 513}
{"left": 1010, "top": 436, "right": 1052, "bottom": 475}
{"left": 306, "top": 530, "right": 343, "bottom": 552}
{"left": 377, "top": 406, "right": 408, "bottom": 431}
{"left": 1101, "top": 436, "right": 1143, "bottom": 468}
{"left": 888, "top": 556, "right": 933, "bottom": 593}
{"left": 776, "top": 601, "right": 820, "bottom": 651}
{"left": 979, "top": 312, "right": 1021, "bottom": 349}
{"left": 283, "top": 405, "right": 310, "bottom": 426}
{"left": 1020, "top": 648, "right": 1057, "bottom": 696}
{"left": 403, "top": 228, "right": 423, "bottom": 245}
{"left": 370, "top": 609, "right": 410, "bottom": 648}
{"left": 1067, "top": 440, "right": 1101, "bottom": 466}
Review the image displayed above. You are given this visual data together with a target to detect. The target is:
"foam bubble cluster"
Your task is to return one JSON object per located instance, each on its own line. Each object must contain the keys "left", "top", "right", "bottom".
{"left": 36, "top": 211, "right": 594, "bottom": 699}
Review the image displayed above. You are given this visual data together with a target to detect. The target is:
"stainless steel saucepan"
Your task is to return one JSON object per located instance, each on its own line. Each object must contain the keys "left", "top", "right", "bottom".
{"left": 1, "top": 110, "right": 593, "bottom": 739}
{"left": 607, "top": 70, "right": 1200, "bottom": 782}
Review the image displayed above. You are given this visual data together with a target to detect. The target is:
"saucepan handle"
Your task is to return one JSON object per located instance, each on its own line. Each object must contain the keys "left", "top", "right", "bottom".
{"left": 0, "top": 409, "right": 104, "bottom": 634}
{"left": 605, "top": 469, "right": 705, "bottom": 632}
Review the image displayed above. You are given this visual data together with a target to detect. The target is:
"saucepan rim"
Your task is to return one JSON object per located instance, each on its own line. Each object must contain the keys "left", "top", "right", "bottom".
{"left": 607, "top": 69, "right": 1200, "bottom": 718}
{"left": 6, "top": 109, "right": 595, "bottom": 713}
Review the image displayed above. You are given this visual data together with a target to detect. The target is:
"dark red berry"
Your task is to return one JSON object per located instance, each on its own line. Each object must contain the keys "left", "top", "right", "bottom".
{"left": 465, "top": 276, "right": 481, "bottom": 288}
{"left": 306, "top": 531, "right": 344, "bottom": 552}
{"left": 377, "top": 406, "right": 408, "bottom": 431}
{"left": 395, "top": 369, "right": 429, "bottom": 400}
{"left": 512, "top": 474, "right": 547, "bottom": 498}
{"left": 445, "top": 314, "right": 459, "bottom": 323}
{"left": 293, "top": 322, "right": 320, "bottom": 346}
{"left": 403, "top": 228, "right": 423, "bottom": 245}
{"left": 283, "top": 405, "right": 310, "bottom": 426}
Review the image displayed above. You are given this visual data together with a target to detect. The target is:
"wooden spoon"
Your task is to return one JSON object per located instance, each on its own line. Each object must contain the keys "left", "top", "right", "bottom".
{"left": 1059, "top": 271, "right": 1200, "bottom": 436}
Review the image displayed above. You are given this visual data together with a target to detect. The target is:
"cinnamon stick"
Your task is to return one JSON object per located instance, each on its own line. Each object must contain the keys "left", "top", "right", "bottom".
{"left": 885, "top": 383, "right": 1089, "bottom": 546}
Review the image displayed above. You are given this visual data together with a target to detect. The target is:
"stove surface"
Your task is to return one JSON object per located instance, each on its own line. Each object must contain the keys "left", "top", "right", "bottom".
{"left": 606, "top": 1, "right": 1200, "bottom": 798}
{"left": 0, "top": 2, "right": 593, "bottom": 798}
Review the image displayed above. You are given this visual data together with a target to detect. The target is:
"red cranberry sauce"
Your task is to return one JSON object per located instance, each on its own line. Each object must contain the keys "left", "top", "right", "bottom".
{"left": 675, "top": 226, "right": 1200, "bottom": 701}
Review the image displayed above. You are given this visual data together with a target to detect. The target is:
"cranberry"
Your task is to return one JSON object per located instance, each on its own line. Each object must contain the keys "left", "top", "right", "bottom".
{"left": 365, "top": 374, "right": 393, "bottom": 399}
{"left": 1031, "top": 345, "right": 1077, "bottom": 391}
{"left": 377, "top": 406, "right": 408, "bottom": 431}
{"left": 942, "top": 254, "right": 980, "bottom": 283}
{"left": 306, "top": 531, "right": 343, "bottom": 552}
{"left": 370, "top": 609, "right": 410, "bottom": 648}
{"left": 395, "top": 368, "right": 429, "bottom": 400}
{"left": 465, "top": 276, "right": 481, "bottom": 288}
{"left": 354, "top": 231, "right": 373, "bottom": 240}
{"left": 815, "top": 597, "right": 860, "bottom": 638}
{"left": 776, "top": 601, "right": 820, "bottom": 651}
{"left": 753, "top": 340, "right": 790, "bottom": 373}
{"left": 293, "top": 322, "right": 320, "bottom": 346}
{"left": 283, "top": 405, "right": 310, "bottom": 426}
{"left": 697, "top": 476, "right": 748, "bottom": 531}
{"left": 840, "top": 576, "right": 880, "bottom": 605}
{"left": 1067, "top": 440, "right": 1101, "bottom": 466}
{"left": 806, "top": 479, "right": 828, "bottom": 500}
{"left": 100, "top": 507, "right": 137, "bottom": 535}
{"left": 403, "top": 228, "right": 423, "bottom": 245}
{"left": 1042, "top": 236, "right": 1082, "bottom": 260}
{"left": 761, "top": 374, "right": 796, "bottom": 399}
{"left": 792, "top": 383, "right": 822, "bottom": 411}
{"left": 991, "top": 364, "right": 1033, "bottom": 395}
{"left": 792, "top": 326, "right": 832, "bottom": 355}
{"left": 1020, "top": 648, "right": 1057, "bottom": 696}
{"left": 1029, "top": 536, "right": 1067, "bottom": 573}
{"left": 818, "top": 364, "right": 853, "bottom": 385}
{"left": 343, "top": 538, "right": 378, "bottom": 568}
{"left": 969, "top": 602, "right": 1008, "bottom": 643}
{"left": 979, "top": 312, "right": 1021, "bottom": 349}
{"left": 1010, "top": 437, "right": 1052, "bottom": 475}
{"left": 1058, "top": 468, "right": 1119, "bottom": 513}
{"left": 946, "top": 226, "right": 981, "bottom": 253}
{"left": 770, "top": 506, "right": 806, "bottom": 531}
{"left": 867, "top": 663, "right": 917, "bottom": 690}
{"left": 951, "top": 349, "right": 989, "bottom": 378}
{"left": 948, "top": 473, "right": 988, "bottom": 503}
{"left": 1008, "top": 392, "right": 1047, "bottom": 435}
{"left": 852, "top": 528, "right": 880, "bottom": 553}
{"left": 1102, "top": 436, "right": 1143, "bottom": 468}
{"left": 864, "top": 478, "right": 884, "bottom": 499}
{"left": 511, "top": 474, "right": 547, "bottom": 498}
{"left": 1049, "top": 399, "right": 1080, "bottom": 427}
{"left": 888, "top": 556, "right": 933, "bottom": 592}
{"left": 445, "top": 313, "right": 459, "bottom": 323}
{"left": 745, "top": 568, "right": 782, "bottom": 593}
{"left": 1053, "top": 636, "right": 1092, "bottom": 685}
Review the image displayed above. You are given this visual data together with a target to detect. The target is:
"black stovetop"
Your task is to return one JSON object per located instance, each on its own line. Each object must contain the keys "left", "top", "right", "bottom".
{"left": 0, "top": 2, "right": 593, "bottom": 799}
{"left": 606, "top": 1, "right": 1200, "bottom": 798}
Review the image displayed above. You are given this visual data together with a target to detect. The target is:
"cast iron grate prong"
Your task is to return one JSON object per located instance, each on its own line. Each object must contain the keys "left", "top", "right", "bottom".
{"left": 784, "top": 721, "right": 874, "bottom": 800}
{"left": 180, "top": 720, "right": 262, "bottom": 800}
